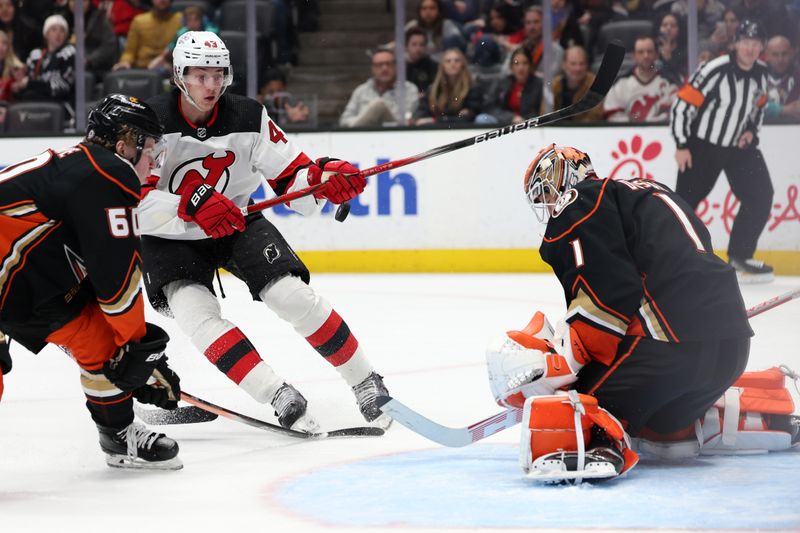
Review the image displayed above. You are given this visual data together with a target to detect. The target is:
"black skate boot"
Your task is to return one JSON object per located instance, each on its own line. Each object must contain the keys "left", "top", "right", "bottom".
{"left": 352, "top": 372, "right": 392, "bottom": 428}
{"left": 98, "top": 423, "right": 182, "bottom": 470}
{"left": 729, "top": 256, "right": 774, "bottom": 284}
{"left": 271, "top": 382, "right": 319, "bottom": 433}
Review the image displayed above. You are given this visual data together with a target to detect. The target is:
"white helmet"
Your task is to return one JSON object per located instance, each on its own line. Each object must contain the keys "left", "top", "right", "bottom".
{"left": 173, "top": 31, "right": 233, "bottom": 108}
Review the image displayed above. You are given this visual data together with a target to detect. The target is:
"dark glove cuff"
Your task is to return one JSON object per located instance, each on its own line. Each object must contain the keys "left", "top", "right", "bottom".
{"left": 181, "top": 183, "right": 215, "bottom": 218}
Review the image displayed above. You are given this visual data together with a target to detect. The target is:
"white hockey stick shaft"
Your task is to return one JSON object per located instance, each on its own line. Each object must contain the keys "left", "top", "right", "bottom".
{"left": 379, "top": 288, "right": 800, "bottom": 447}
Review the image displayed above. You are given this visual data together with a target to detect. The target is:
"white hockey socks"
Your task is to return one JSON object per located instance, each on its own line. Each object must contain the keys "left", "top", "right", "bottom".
{"left": 165, "top": 280, "right": 283, "bottom": 404}
{"left": 261, "top": 275, "right": 373, "bottom": 387}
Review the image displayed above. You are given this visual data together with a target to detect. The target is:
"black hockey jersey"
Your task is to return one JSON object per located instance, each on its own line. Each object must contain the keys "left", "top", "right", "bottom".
{"left": 539, "top": 177, "right": 752, "bottom": 366}
{"left": 0, "top": 143, "right": 146, "bottom": 352}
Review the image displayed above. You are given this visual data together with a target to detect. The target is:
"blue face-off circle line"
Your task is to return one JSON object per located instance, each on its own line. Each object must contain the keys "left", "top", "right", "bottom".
{"left": 272, "top": 444, "right": 800, "bottom": 530}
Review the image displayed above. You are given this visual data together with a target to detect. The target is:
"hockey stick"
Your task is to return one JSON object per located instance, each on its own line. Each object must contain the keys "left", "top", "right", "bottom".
{"left": 245, "top": 43, "right": 626, "bottom": 219}
{"left": 377, "top": 288, "right": 800, "bottom": 447}
{"left": 135, "top": 391, "right": 385, "bottom": 439}
{"left": 745, "top": 287, "right": 800, "bottom": 318}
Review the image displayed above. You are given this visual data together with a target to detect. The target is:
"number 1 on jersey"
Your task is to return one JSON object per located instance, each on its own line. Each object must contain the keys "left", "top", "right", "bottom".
{"left": 570, "top": 238, "right": 585, "bottom": 268}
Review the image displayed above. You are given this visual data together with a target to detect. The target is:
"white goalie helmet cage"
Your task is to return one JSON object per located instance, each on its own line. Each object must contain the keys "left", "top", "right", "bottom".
{"left": 173, "top": 31, "right": 234, "bottom": 104}
{"left": 523, "top": 144, "right": 596, "bottom": 222}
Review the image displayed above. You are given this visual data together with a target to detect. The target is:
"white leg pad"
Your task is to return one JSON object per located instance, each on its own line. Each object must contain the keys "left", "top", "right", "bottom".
{"left": 260, "top": 275, "right": 329, "bottom": 336}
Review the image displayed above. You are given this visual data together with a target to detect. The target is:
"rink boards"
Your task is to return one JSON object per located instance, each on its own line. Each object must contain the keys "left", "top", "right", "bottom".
{"left": 2, "top": 124, "right": 798, "bottom": 273}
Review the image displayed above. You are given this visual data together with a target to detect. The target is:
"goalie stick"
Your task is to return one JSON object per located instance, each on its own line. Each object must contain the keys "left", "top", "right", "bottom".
{"left": 377, "top": 288, "right": 800, "bottom": 447}
{"left": 134, "top": 391, "right": 385, "bottom": 439}
{"left": 244, "top": 43, "right": 626, "bottom": 219}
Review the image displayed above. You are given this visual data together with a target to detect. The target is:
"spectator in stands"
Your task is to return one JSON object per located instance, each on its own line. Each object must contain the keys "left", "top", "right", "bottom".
{"left": 477, "top": 47, "right": 543, "bottom": 124}
{"left": 708, "top": 8, "right": 738, "bottom": 56}
{"left": 406, "top": 26, "right": 438, "bottom": 96}
{"left": 113, "top": 0, "right": 182, "bottom": 72}
{"left": 14, "top": 14, "right": 75, "bottom": 104}
{"left": 109, "top": 0, "right": 147, "bottom": 48}
{"left": 764, "top": 35, "right": 800, "bottom": 122}
{"left": 547, "top": 45, "right": 603, "bottom": 121}
{"left": 551, "top": 0, "right": 585, "bottom": 49}
{"left": 0, "top": 0, "right": 41, "bottom": 62}
{"left": 655, "top": 12, "right": 687, "bottom": 84}
{"left": 604, "top": 36, "right": 677, "bottom": 122}
{"left": 256, "top": 67, "right": 311, "bottom": 127}
{"left": 0, "top": 28, "right": 23, "bottom": 102}
{"left": 467, "top": 0, "right": 525, "bottom": 68}
{"left": 670, "top": 0, "right": 724, "bottom": 40}
{"left": 148, "top": 5, "right": 219, "bottom": 74}
{"left": 414, "top": 47, "right": 481, "bottom": 125}
{"left": 340, "top": 47, "right": 419, "bottom": 128}
{"left": 406, "top": 0, "right": 466, "bottom": 62}
{"left": 67, "top": 0, "right": 118, "bottom": 76}
{"left": 441, "top": 0, "right": 482, "bottom": 27}
{"left": 520, "top": 6, "right": 563, "bottom": 77}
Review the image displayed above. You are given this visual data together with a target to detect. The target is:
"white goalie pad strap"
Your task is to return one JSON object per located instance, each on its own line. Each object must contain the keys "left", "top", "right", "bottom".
{"left": 721, "top": 387, "right": 741, "bottom": 447}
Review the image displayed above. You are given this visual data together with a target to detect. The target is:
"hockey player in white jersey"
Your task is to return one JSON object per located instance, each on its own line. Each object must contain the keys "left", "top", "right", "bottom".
{"left": 137, "top": 31, "right": 390, "bottom": 432}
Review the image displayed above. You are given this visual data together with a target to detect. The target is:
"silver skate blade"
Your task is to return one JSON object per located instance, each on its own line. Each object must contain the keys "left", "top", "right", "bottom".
{"left": 105, "top": 454, "right": 183, "bottom": 471}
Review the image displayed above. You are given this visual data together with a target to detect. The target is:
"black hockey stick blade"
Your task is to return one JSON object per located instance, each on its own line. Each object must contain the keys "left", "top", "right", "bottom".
{"left": 134, "top": 403, "right": 218, "bottom": 425}
{"left": 180, "top": 391, "right": 385, "bottom": 439}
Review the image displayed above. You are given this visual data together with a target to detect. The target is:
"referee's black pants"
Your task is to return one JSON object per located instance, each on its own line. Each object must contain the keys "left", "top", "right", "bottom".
{"left": 676, "top": 138, "right": 773, "bottom": 261}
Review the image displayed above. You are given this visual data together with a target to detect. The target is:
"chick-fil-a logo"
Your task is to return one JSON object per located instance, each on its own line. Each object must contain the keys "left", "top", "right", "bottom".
{"left": 608, "top": 135, "right": 662, "bottom": 181}
{"left": 697, "top": 185, "right": 800, "bottom": 234}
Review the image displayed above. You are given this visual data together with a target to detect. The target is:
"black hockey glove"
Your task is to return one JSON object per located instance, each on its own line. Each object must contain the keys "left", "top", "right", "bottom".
{"left": 103, "top": 323, "right": 170, "bottom": 392}
{"left": 0, "top": 336, "right": 11, "bottom": 375}
{"left": 133, "top": 358, "right": 181, "bottom": 410}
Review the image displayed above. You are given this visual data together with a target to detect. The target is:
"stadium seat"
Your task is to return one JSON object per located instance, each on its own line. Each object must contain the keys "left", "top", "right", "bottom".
{"left": 5, "top": 102, "right": 65, "bottom": 134}
{"left": 596, "top": 20, "right": 654, "bottom": 54}
{"left": 218, "top": 30, "right": 252, "bottom": 93}
{"left": 103, "top": 69, "right": 164, "bottom": 101}
{"left": 218, "top": 0, "right": 275, "bottom": 39}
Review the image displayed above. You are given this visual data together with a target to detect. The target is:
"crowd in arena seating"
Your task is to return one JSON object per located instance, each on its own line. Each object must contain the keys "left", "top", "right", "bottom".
{"left": 0, "top": 0, "right": 797, "bottom": 133}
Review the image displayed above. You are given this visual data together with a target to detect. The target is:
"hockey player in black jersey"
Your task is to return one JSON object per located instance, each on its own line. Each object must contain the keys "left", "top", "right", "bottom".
{"left": 138, "top": 31, "right": 390, "bottom": 433}
{"left": 0, "top": 94, "right": 183, "bottom": 470}
{"left": 485, "top": 144, "right": 756, "bottom": 482}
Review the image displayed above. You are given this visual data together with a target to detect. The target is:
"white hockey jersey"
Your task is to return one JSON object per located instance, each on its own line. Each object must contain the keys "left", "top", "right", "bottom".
{"left": 603, "top": 70, "right": 677, "bottom": 123}
{"left": 138, "top": 90, "right": 320, "bottom": 240}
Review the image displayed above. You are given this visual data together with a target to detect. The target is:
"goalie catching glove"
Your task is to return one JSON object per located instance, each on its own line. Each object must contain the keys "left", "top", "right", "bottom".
{"left": 177, "top": 177, "right": 245, "bottom": 239}
{"left": 307, "top": 157, "right": 366, "bottom": 204}
{"left": 486, "top": 311, "right": 590, "bottom": 408}
{"left": 102, "top": 323, "right": 181, "bottom": 409}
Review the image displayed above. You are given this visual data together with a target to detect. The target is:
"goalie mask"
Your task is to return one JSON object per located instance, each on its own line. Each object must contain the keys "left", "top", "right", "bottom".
{"left": 173, "top": 31, "right": 233, "bottom": 109}
{"left": 523, "top": 144, "right": 595, "bottom": 222}
{"left": 87, "top": 94, "right": 165, "bottom": 166}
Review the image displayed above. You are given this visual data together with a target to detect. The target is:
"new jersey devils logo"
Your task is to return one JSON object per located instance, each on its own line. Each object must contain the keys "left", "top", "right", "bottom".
{"left": 169, "top": 151, "right": 236, "bottom": 194}
{"left": 263, "top": 243, "right": 281, "bottom": 264}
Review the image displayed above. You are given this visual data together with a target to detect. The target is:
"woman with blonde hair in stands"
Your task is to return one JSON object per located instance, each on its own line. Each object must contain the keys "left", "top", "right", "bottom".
{"left": 415, "top": 47, "right": 482, "bottom": 125}
{"left": 0, "top": 29, "right": 24, "bottom": 101}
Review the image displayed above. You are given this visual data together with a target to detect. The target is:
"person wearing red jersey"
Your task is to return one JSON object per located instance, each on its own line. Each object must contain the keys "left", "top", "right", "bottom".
{"left": 0, "top": 94, "right": 183, "bottom": 470}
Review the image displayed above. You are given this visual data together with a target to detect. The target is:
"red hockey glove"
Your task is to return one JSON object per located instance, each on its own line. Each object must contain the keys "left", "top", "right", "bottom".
{"left": 178, "top": 182, "right": 245, "bottom": 239}
{"left": 307, "top": 157, "right": 365, "bottom": 204}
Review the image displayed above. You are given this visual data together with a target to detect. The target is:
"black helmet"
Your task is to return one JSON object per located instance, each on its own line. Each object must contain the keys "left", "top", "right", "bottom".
{"left": 735, "top": 20, "right": 766, "bottom": 45}
{"left": 87, "top": 94, "right": 164, "bottom": 165}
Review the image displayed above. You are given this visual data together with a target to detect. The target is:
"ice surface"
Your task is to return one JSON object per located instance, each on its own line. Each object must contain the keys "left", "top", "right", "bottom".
{"left": 2, "top": 274, "right": 799, "bottom": 532}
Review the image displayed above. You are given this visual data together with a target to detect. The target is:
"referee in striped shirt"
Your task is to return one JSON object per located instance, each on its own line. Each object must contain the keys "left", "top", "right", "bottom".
{"left": 670, "top": 20, "right": 774, "bottom": 283}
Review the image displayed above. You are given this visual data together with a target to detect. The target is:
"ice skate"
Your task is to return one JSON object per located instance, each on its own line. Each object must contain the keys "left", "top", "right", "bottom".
{"left": 271, "top": 382, "right": 320, "bottom": 433}
{"left": 729, "top": 257, "right": 774, "bottom": 284}
{"left": 98, "top": 422, "right": 182, "bottom": 470}
{"left": 352, "top": 372, "right": 392, "bottom": 429}
{"left": 526, "top": 447, "right": 625, "bottom": 484}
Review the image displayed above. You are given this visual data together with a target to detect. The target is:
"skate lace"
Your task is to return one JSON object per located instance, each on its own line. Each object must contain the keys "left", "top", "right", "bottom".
{"left": 271, "top": 384, "right": 298, "bottom": 416}
{"left": 779, "top": 365, "right": 800, "bottom": 395}
{"left": 353, "top": 372, "right": 386, "bottom": 406}
{"left": 745, "top": 258, "right": 765, "bottom": 268}
{"left": 120, "top": 423, "right": 161, "bottom": 460}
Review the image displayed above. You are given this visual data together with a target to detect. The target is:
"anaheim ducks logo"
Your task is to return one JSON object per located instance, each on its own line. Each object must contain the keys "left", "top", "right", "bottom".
{"left": 169, "top": 151, "right": 235, "bottom": 194}
{"left": 552, "top": 188, "right": 578, "bottom": 218}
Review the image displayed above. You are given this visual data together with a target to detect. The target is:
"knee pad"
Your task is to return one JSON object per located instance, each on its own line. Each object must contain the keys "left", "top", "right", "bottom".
{"left": 261, "top": 275, "right": 328, "bottom": 332}
{"left": 520, "top": 391, "right": 639, "bottom": 483}
{"left": 164, "top": 281, "right": 232, "bottom": 351}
